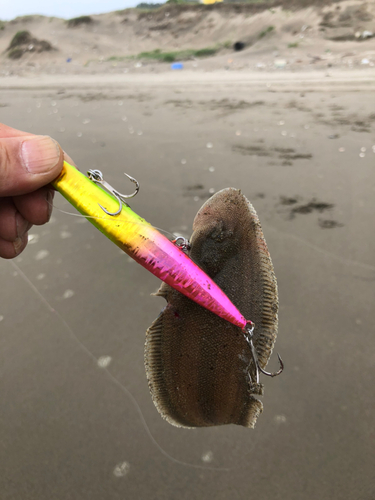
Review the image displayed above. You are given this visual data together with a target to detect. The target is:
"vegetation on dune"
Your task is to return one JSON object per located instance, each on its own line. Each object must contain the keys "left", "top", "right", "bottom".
{"left": 106, "top": 56, "right": 127, "bottom": 62}
{"left": 133, "top": 42, "right": 231, "bottom": 62}
{"left": 8, "top": 48, "right": 24, "bottom": 60}
{"left": 165, "top": 0, "right": 190, "bottom": 4}
{"left": 11, "top": 15, "right": 40, "bottom": 23}
{"left": 136, "top": 1, "right": 269, "bottom": 20}
{"left": 6, "top": 30, "right": 54, "bottom": 59}
{"left": 259, "top": 25, "right": 274, "bottom": 38}
{"left": 134, "top": 0, "right": 344, "bottom": 20}
{"left": 136, "top": 2, "right": 163, "bottom": 8}
{"left": 67, "top": 16, "right": 93, "bottom": 28}
{"left": 136, "top": 48, "right": 210, "bottom": 62}
{"left": 8, "top": 30, "right": 32, "bottom": 49}
{"left": 105, "top": 42, "right": 231, "bottom": 64}
{"left": 226, "top": 0, "right": 274, "bottom": 3}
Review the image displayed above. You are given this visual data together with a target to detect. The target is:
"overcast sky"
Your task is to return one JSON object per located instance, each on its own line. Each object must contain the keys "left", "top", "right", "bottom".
{"left": 2, "top": 0, "right": 143, "bottom": 21}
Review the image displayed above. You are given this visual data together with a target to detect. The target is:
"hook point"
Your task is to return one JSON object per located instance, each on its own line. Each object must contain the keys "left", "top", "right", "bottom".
{"left": 258, "top": 352, "right": 284, "bottom": 378}
{"left": 122, "top": 173, "right": 140, "bottom": 198}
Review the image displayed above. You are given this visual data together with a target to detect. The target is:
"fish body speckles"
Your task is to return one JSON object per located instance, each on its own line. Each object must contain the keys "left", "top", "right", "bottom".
{"left": 144, "top": 188, "right": 278, "bottom": 428}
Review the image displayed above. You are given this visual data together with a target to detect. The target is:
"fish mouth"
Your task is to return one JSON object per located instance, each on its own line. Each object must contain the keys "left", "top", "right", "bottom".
{"left": 240, "top": 351, "right": 264, "bottom": 397}
{"left": 248, "top": 380, "right": 264, "bottom": 397}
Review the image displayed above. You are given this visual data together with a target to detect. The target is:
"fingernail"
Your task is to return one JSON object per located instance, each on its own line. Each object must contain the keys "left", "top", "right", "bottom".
{"left": 21, "top": 136, "right": 61, "bottom": 174}
{"left": 46, "top": 189, "right": 54, "bottom": 221}
{"left": 13, "top": 236, "right": 25, "bottom": 255}
{"left": 16, "top": 213, "right": 29, "bottom": 238}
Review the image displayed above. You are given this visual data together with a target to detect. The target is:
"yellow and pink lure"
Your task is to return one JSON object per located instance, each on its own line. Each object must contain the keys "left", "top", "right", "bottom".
{"left": 52, "top": 162, "right": 253, "bottom": 333}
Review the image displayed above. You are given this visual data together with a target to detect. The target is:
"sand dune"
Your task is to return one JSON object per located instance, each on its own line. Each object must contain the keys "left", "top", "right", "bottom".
{"left": 0, "top": 0, "right": 374, "bottom": 76}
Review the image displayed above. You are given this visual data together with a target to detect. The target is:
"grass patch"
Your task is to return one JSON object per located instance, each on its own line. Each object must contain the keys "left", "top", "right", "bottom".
{"left": 134, "top": 44, "right": 226, "bottom": 63}
{"left": 259, "top": 25, "right": 274, "bottom": 38}
{"left": 105, "top": 41, "right": 232, "bottom": 65}
{"left": 67, "top": 16, "right": 93, "bottom": 28}
{"left": 288, "top": 42, "right": 299, "bottom": 48}
{"left": 6, "top": 30, "right": 54, "bottom": 58}
{"left": 8, "top": 30, "right": 32, "bottom": 49}
{"left": 136, "top": 2, "right": 163, "bottom": 8}
{"left": 8, "top": 48, "right": 24, "bottom": 60}
{"left": 106, "top": 56, "right": 127, "bottom": 62}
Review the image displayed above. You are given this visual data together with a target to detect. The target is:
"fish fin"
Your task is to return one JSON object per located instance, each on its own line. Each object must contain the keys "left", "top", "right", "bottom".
{"left": 144, "top": 310, "right": 193, "bottom": 429}
{"left": 151, "top": 282, "right": 171, "bottom": 299}
{"left": 244, "top": 198, "right": 279, "bottom": 370}
{"left": 240, "top": 396, "right": 263, "bottom": 429}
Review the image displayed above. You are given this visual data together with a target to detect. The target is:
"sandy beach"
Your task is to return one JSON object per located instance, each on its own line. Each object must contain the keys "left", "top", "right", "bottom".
{"left": 1, "top": 1, "right": 375, "bottom": 499}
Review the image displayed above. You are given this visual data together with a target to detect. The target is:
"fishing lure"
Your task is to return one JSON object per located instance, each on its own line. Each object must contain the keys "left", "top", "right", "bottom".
{"left": 52, "top": 162, "right": 282, "bottom": 396}
{"left": 145, "top": 188, "right": 280, "bottom": 428}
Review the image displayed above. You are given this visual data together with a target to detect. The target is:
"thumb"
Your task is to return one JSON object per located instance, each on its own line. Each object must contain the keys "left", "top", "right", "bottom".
{"left": 0, "top": 135, "right": 63, "bottom": 197}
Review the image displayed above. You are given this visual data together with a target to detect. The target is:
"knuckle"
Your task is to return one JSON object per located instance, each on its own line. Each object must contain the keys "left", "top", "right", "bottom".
{"left": 0, "top": 141, "right": 11, "bottom": 170}
{"left": 0, "top": 141, "right": 13, "bottom": 193}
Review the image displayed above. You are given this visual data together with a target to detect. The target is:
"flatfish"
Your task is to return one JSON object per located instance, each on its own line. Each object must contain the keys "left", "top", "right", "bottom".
{"left": 145, "top": 188, "right": 278, "bottom": 428}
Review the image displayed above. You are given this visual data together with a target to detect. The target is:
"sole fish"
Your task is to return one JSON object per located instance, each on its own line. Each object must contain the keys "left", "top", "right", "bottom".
{"left": 145, "top": 188, "right": 278, "bottom": 428}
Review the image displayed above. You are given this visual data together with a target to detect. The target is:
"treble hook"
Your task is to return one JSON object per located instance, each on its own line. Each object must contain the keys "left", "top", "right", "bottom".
{"left": 243, "top": 322, "right": 284, "bottom": 384}
{"left": 258, "top": 353, "right": 284, "bottom": 378}
{"left": 87, "top": 169, "right": 140, "bottom": 216}
{"left": 172, "top": 236, "right": 191, "bottom": 252}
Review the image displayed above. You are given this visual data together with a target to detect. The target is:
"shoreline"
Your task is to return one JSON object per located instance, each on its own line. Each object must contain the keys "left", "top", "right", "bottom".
{"left": 1, "top": 68, "right": 375, "bottom": 92}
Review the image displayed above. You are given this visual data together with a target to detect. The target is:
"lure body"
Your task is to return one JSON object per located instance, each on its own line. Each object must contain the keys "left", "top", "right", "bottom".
{"left": 53, "top": 162, "right": 250, "bottom": 330}
{"left": 145, "top": 188, "right": 279, "bottom": 428}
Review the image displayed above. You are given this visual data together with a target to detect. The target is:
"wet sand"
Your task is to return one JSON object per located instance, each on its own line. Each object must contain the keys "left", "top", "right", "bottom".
{"left": 0, "top": 70, "right": 374, "bottom": 499}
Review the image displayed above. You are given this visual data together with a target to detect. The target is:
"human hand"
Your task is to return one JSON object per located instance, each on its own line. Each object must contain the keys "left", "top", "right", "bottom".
{"left": 0, "top": 123, "right": 70, "bottom": 258}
